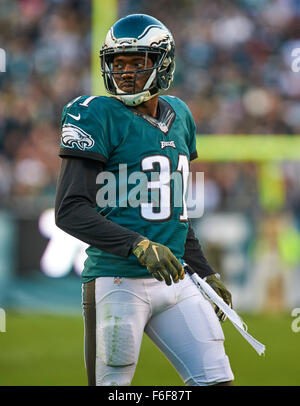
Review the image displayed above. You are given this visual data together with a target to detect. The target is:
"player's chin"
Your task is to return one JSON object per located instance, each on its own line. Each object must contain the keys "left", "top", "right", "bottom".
{"left": 119, "top": 81, "right": 146, "bottom": 94}
{"left": 118, "top": 83, "right": 135, "bottom": 92}
{"left": 122, "top": 86, "right": 134, "bottom": 92}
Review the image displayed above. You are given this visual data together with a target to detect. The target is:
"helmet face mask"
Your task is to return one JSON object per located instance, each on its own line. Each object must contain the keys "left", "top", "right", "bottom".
{"left": 100, "top": 14, "right": 175, "bottom": 106}
{"left": 101, "top": 49, "right": 161, "bottom": 95}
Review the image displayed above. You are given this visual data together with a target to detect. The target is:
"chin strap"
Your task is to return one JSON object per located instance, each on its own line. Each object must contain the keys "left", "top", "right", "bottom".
{"left": 111, "top": 68, "right": 159, "bottom": 106}
{"left": 114, "top": 89, "right": 157, "bottom": 106}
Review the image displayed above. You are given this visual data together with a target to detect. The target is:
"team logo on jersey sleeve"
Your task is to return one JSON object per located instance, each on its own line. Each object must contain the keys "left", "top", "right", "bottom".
{"left": 61, "top": 124, "right": 95, "bottom": 151}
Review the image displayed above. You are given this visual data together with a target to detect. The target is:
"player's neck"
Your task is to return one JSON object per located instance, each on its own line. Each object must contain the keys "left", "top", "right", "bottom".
{"left": 134, "top": 96, "right": 159, "bottom": 119}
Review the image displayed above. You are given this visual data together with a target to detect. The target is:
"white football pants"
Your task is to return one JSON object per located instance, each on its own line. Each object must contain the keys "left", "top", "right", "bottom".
{"left": 82, "top": 273, "right": 234, "bottom": 386}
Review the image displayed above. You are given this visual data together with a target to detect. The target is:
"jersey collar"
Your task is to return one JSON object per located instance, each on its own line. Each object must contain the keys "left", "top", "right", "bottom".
{"left": 128, "top": 97, "right": 176, "bottom": 135}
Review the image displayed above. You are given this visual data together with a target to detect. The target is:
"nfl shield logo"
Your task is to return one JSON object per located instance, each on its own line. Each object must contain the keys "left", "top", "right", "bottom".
{"left": 158, "top": 122, "right": 168, "bottom": 133}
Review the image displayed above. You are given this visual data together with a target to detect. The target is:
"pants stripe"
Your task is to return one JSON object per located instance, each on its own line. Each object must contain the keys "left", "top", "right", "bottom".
{"left": 82, "top": 280, "right": 96, "bottom": 386}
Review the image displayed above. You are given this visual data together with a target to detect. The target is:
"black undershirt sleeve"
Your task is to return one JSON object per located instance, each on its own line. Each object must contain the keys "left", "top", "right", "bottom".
{"left": 183, "top": 220, "right": 215, "bottom": 278}
{"left": 55, "top": 157, "right": 144, "bottom": 257}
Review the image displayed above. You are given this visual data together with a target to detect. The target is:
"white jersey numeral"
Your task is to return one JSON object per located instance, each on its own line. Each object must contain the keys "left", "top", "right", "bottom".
{"left": 66, "top": 96, "right": 97, "bottom": 108}
{"left": 140, "top": 154, "right": 189, "bottom": 222}
{"left": 79, "top": 96, "right": 98, "bottom": 107}
{"left": 141, "top": 155, "right": 171, "bottom": 221}
{"left": 176, "top": 154, "right": 190, "bottom": 221}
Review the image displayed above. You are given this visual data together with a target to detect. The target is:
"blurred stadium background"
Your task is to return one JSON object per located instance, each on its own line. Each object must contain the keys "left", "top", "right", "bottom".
{"left": 1, "top": 0, "right": 300, "bottom": 386}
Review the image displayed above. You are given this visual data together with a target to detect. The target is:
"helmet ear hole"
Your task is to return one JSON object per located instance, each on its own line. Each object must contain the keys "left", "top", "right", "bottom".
{"left": 148, "top": 53, "right": 159, "bottom": 67}
{"left": 157, "top": 60, "right": 175, "bottom": 90}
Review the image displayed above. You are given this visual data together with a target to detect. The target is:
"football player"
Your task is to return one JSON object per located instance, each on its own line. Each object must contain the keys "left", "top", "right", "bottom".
{"left": 55, "top": 14, "right": 234, "bottom": 386}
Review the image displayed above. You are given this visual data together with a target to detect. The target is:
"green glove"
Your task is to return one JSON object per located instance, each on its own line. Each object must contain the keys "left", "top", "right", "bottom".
{"left": 133, "top": 239, "right": 185, "bottom": 286}
{"left": 205, "top": 274, "right": 232, "bottom": 322}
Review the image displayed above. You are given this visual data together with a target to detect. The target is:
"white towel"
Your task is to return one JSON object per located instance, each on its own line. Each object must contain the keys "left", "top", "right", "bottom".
{"left": 190, "top": 272, "right": 266, "bottom": 356}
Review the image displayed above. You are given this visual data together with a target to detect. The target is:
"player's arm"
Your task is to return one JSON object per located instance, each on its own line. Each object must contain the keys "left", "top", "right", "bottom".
{"left": 183, "top": 220, "right": 215, "bottom": 278}
{"left": 55, "top": 157, "right": 144, "bottom": 257}
{"left": 183, "top": 104, "right": 232, "bottom": 315}
{"left": 183, "top": 220, "right": 232, "bottom": 321}
{"left": 57, "top": 97, "right": 146, "bottom": 256}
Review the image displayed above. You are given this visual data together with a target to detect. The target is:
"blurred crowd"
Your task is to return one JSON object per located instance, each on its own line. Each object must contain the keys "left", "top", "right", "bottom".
{"left": 0, "top": 0, "right": 90, "bottom": 210}
{"left": 1, "top": 0, "right": 300, "bottom": 220}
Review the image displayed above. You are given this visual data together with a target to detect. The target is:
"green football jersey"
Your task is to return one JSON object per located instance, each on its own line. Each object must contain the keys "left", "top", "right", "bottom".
{"left": 59, "top": 95, "right": 198, "bottom": 282}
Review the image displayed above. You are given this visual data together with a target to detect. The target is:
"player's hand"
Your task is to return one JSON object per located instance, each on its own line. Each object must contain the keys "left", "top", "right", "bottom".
{"left": 133, "top": 239, "right": 185, "bottom": 286}
{"left": 205, "top": 274, "right": 232, "bottom": 322}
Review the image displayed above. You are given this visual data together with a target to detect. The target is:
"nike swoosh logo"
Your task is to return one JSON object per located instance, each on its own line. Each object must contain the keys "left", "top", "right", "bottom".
{"left": 67, "top": 113, "right": 81, "bottom": 120}
{"left": 152, "top": 245, "right": 160, "bottom": 261}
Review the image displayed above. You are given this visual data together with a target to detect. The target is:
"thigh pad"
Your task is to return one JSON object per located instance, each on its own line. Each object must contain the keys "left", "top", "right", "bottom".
{"left": 97, "top": 302, "right": 138, "bottom": 367}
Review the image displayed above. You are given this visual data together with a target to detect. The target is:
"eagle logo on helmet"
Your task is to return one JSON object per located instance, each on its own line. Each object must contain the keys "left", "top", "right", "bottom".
{"left": 149, "top": 32, "right": 170, "bottom": 48}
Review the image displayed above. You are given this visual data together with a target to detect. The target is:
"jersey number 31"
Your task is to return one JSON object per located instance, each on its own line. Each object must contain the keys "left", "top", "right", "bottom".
{"left": 141, "top": 154, "right": 189, "bottom": 222}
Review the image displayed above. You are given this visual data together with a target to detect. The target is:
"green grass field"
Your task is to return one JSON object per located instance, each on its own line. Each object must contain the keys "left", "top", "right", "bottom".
{"left": 0, "top": 311, "right": 299, "bottom": 386}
